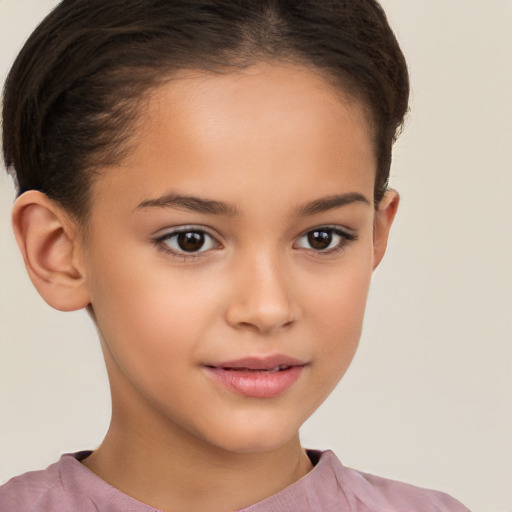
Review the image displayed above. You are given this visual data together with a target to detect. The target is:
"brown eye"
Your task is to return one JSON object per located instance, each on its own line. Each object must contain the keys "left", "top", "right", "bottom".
{"left": 157, "top": 228, "right": 218, "bottom": 255}
{"left": 177, "top": 231, "right": 205, "bottom": 252}
{"left": 295, "top": 227, "right": 357, "bottom": 253}
{"left": 307, "top": 230, "right": 333, "bottom": 250}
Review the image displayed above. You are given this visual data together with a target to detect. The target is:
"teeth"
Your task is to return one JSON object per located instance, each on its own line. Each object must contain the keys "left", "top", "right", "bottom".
{"left": 270, "top": 365, "right": 290, "bottom": 372}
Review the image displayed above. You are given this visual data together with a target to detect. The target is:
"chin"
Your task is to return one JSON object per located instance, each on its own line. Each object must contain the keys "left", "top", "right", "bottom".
{"left": 214, "top": 436, "right": 296, "bottom": 455}
{"left": 198, "top": 416, "right": 303, "bottom": 455}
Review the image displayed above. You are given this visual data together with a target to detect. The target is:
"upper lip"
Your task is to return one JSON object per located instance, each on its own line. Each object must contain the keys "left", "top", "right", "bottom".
{"left": 207, "top": 354, "right": 307, "bottom": 370}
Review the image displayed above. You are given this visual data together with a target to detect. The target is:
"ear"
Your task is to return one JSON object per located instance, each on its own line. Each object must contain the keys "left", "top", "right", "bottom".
{"left": 11, "top": 190, "right": 90, "bottom": 311}
{"left": 373, "top": 189, "right": 399, "bottom": 270}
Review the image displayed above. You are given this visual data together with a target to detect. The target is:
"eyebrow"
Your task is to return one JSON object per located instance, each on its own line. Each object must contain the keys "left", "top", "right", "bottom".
{"left": 135, "top": 191, "right": 370, "bottom": 216}
{"left": 136, "top": 193, "right": 240, "bottom": 216}
{"left": 294, "top": 192, "right": 370, "bottom": 216}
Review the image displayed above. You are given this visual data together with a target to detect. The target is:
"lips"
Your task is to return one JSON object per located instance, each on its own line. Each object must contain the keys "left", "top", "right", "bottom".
{"left": 219, "top": 364, "right": 293, "bottom": 373}
{"left": 204, "top": 355, "right": 307, "bottom": 398}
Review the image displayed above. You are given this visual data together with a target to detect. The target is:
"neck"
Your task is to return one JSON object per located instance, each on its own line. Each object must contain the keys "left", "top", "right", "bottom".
{"left": 84, "top": 338, "right": 314, "bottom": 511}
{"left": 82, "top": 416, "right": 312, "bottom": 512}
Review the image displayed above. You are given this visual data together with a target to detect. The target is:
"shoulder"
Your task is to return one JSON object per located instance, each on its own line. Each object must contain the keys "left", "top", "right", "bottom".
{"left": 0, "top": 451, "right": 159, "bottom": 512}
{"left": 316, "top": 450, "right": 471, "bottom": 512}
{"left": 347, "top": 467, "right": 469, "bottom": 511}
{"left": 0, "top": 459, "right": 68, "bottom": 512}
{"left": 0, "top": 452, "right": 94, "bottom": 512}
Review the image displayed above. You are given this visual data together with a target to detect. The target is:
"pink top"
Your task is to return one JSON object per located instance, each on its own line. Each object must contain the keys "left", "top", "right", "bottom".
{"left": 0, "top": 450, "right": 470, "bottom": 511}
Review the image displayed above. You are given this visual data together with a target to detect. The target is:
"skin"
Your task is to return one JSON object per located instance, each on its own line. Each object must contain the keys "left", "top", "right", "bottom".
{"left": 12, "top": 62, "right": 398, "bottom": 511}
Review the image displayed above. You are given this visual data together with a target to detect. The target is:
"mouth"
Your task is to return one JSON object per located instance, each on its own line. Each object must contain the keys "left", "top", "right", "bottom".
{"left": 203, "top": 355, "right": 307, "bottom": 398}
{"left": 209, "top": 364, "right": 298, "bottom": 373}
{"left": 206, "top": 354, "right": 307, "bottom": 371}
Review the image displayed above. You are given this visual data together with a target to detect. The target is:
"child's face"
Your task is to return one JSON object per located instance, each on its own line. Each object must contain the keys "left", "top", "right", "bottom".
{"left": 75, "top": 63, "right": 395, "bottom": 453}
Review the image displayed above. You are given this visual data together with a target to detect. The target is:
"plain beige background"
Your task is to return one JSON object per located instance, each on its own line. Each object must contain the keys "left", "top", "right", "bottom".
{"left": 1, "top": 1, "right": 511, "bottom": 511}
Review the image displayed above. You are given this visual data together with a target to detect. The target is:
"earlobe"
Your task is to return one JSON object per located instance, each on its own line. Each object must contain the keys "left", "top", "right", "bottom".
{"left": 11, "top": 191, "right": 90, "bottom": 311}
{"left": 373, "top": 189, "right": 399, "bottom": 270}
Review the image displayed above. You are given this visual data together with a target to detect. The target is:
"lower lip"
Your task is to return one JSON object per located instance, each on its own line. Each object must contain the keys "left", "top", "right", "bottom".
{"left": 204, "top": 365, "right": 305, "bottom": 398}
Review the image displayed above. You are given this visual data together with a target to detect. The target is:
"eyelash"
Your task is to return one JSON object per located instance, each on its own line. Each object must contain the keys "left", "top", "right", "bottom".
{"left": 154, "top": 226, "right": 220, "bottom": 260}
{"left": 153, "top": 225, "right": 358, "bottom": 260}
{"left": 295, "top": 226, "right": 358, "bottom": 256}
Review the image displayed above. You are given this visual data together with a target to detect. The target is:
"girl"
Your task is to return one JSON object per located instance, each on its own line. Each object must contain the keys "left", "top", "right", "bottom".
{"left": 0, "top": 1, "right": 471, "bottom": 510}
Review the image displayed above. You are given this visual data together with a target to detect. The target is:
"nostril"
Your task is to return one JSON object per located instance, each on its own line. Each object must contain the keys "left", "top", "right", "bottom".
{"left": 224, "top": 266, "right": 300, "bottom": 333}
{"left": 233, "top": 315, "right": 296, "bottom": 335}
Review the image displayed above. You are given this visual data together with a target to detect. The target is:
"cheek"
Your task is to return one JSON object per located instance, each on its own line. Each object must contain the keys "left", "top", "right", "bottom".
{"left": 304, "top": 248, "right": 373, "bottom": 363}
{"left": 85, "top": 249, "right": 171, "bottom": 356}
{"left": 86, "top": 246, "right": 224, "bottom": 376}
{"left": 92, "top": 271, "right": 192, "bottom": 349}
{"left": 89, "top": 272, "right": 203, "bottom": 406}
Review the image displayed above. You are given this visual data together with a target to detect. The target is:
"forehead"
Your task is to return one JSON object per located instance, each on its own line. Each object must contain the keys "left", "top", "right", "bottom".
{"left": 89, "top": 63, "right": 375, "bottom": 213}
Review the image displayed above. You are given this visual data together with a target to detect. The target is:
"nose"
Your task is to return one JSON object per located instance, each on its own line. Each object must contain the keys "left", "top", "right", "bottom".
{"left": 225, "top": 252, "right": 300, "bottom": 335}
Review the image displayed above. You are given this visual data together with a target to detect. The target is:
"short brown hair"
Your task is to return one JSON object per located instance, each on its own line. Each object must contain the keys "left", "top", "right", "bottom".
{"left": 2, "top": 0, "right": 409, "bottom": 221}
